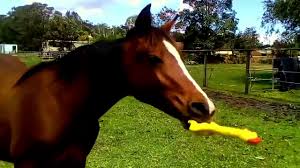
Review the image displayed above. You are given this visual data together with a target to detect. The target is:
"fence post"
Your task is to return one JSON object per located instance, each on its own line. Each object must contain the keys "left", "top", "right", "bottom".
{"left": 244, "top": 50, "right": 251, "bottom": 94}
{"left": 203, "top": 52, "right": 208, "bottom": 87}
{"left": 271, "top": 54, "right": 275, "bottom": 90}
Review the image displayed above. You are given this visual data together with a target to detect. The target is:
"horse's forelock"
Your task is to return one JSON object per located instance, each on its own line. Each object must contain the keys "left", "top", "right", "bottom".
{"left": 126, "top": 27, "right": 175, "bottom": 49}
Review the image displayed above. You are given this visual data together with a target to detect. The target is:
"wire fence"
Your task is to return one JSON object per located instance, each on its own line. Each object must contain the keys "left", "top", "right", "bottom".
{"left": 12, "top": 48, "right": 300, "bottom": 99}
{"left": 39, "top": 51, "right": 69, "bottom": 61}
{"left": 182, "top": 48, "right": 300, "bottom": 95}
{"left": 15, "top": 51, "right": 69, "bottom": 62}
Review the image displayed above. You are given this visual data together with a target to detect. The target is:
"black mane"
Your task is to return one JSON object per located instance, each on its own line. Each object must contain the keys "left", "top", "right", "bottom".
{"left": 15, "top": 38, "right": 125, "bottom": 86}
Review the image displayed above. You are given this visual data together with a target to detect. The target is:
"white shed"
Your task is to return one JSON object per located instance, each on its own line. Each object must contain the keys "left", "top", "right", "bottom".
{"left": 0, "top": 44, "right": 18, "bottom": 54}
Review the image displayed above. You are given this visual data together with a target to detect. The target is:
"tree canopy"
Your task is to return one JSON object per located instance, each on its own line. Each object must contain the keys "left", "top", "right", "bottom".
{"left": 234, "top": 27, "right": 261, "bottom": 49}
{"left": 0, "top": 3, "right": 55, "bottom": 50}
{"left": 0, "top": 3, "right": 127, "bottom": 51}
{"left": 262, "top": 0, "right": 300, "bottom": 47}
{"left": 3, "top": 1, "right": 295, "bottom": 51}
{"left": 262, "top": 0, "right": 300, "bottom": 33}
{"left": 179, "top": 0, "right": 238, "bottom": 49}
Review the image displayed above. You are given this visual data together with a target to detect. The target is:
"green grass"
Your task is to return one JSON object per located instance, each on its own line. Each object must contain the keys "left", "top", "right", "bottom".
{"left": 188, "top": 64, "right": 300, "bottom": 104}
{"left": 17, "top": 55, "right": 41, "bottom": 67}
{"left": 85, "top": 98, "right": 300, "bottom": 168}
{"left": 3, "top": 97, "right": 299, "bottom": 167}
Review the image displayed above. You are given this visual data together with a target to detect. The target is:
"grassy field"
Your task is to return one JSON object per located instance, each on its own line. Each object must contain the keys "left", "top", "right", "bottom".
{"left": 85, "top": 98, "right": 300, "bottom": 168}
{"left": 17, "top": 55, "right": 42, "bottom": 67}
{"left": 0, "top": 57, "right": 299, "bottom": 167}
{"left": 188, "top": 64, "right": 300, "bottom": 104}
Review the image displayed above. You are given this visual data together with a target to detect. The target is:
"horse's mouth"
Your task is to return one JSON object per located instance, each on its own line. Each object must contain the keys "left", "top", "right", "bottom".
{"left": 157, "top": 104, "right": 213, "bottom": 129}
{"left": 159, "top": 107, "right": 213, "bottom": 130}
{"left": 180, "top": 116, "right": 213, "bottom": 130}
{"left": 134, "top": 95, "right": 212, "bottom": 128}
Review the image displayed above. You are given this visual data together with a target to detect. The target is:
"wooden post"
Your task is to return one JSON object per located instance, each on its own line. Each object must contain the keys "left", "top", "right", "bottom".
{"left": 203, "top": 52, "right": 208, "bottom": 87}
{"left": 245, "top": 50, "right": 251, "bottom": 94}
{"left": 271, "top": 54, "right": 275, "bottom": 90}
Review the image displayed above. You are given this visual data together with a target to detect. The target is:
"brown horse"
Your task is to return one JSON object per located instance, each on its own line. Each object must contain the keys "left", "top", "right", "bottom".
{"left": 0, "top": 4, "right": 215, "bottom": 168}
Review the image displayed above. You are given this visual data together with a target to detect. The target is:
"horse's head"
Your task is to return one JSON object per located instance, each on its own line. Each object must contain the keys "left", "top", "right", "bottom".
{"left": 122, "top": 4, "right": 215, "bottom": 124}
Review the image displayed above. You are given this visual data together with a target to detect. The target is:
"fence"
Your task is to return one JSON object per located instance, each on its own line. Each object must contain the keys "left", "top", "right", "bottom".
{"left": 14, "top": 51, "right": 68, "bottom": 61}
{"left": 15, "top": 48, "right": 300, "bottom": 97}
{"left": 39, "top": 51, "right": 69, "bottom": 61}
{"left": 249, "top": 48, "right": 300, "bottom": 93}
{"left": 182, "top": 48, "right": 300, "bottom": 95}
{"left": 17, "top": 51, "right": 40, "bottom": 57}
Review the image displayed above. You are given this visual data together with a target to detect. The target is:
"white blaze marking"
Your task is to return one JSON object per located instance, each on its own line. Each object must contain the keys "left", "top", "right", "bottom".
{"left": 163, "top": 40, "right": 215, "bottom": 114}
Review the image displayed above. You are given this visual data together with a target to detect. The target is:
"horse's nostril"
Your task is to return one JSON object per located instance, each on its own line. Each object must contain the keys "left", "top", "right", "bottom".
{"left": 210, "top": 110, "right": 215, "bottom": 116}
{"left": 189, "top": 102, "right": 210, "bottom": 116}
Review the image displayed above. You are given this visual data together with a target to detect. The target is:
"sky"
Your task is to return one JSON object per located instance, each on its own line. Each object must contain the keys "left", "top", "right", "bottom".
{"left": 0, "top": 0, "right": 281, "bottom": 44}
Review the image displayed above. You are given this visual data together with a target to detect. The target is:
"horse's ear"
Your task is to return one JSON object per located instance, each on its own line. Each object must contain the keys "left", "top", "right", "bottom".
{"left": 135, "top": 4, "right": 152, "bottom": 30}
{"left": 161, "top": 14, "right": 179, "bottom": 32}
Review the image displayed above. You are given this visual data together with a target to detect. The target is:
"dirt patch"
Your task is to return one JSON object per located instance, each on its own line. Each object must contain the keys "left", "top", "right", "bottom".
{"left": 205, "top": 90, "right": 300, "bottom": 121}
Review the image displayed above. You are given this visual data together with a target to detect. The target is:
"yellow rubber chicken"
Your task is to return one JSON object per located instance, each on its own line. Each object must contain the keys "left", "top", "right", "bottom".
{"left": 188, "top": 120, "right": 262, "bottom": 145}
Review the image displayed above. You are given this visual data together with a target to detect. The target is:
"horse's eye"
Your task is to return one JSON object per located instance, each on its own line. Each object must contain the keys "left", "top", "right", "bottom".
{"left": 148, "top": 55, "right": 163, "bottom": 65}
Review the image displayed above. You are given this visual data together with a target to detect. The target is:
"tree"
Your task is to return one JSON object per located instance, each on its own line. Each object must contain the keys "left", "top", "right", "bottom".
{"left": 0, "top": 15, "right": 7, "bottom": 42}
{"left": 65, "top": 11, "right": 82, "bottom": 22}
{"left": 124, "top": 15, "right": 138, "bottom": 30}
{"left": 110, "top": 26, "right": 126, "bottom": 40}
{"left": 93, "top": 23, "right": 112, "bottom": 41}
{"left": 93, "top": 24, "right": 126, "bottom": 41}
{"left": 2, "top": 3, "right": 55, "bottom": 50}
{"left": 180, "top": 0, "right": 238, "bottom": 49}
{"left": 0, "top": 3, "right": 127, "bottom": 51}
{"left": 154, "top": 7, "right": 176, "bottom": 26}
{"left": 272, "top": 31, "right": 297, "bottom": 54}
{"left": 262, "top": 0, "right": 300, "bottom": 47}
{"left": 234, "top": 27, "right": 261, "bottom": 49}
{"left": 46, "top": 15, "right": 82, "bottom": 41}
{"left": 154, "top": 7, "right": 186, "bottom": 34}
{"left": 0, "top": 3, "right": 97, "bottom": 50}
{"left": 262, "top": 0, "right": 300, "bottom": 33}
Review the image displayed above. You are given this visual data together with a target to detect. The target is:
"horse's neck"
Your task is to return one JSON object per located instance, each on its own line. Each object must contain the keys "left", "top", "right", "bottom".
{"left": 55, "top": 40, "right": 128, "bottom": 118}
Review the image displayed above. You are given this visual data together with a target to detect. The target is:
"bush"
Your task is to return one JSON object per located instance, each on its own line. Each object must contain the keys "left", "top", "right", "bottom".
{"left": 223, "top": 54, "right": 245, "bottom": 64}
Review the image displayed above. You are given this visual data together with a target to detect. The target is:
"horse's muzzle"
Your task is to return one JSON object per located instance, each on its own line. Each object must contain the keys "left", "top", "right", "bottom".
{"left": 187, "top": 101, "right": 215, "bottom": 122}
